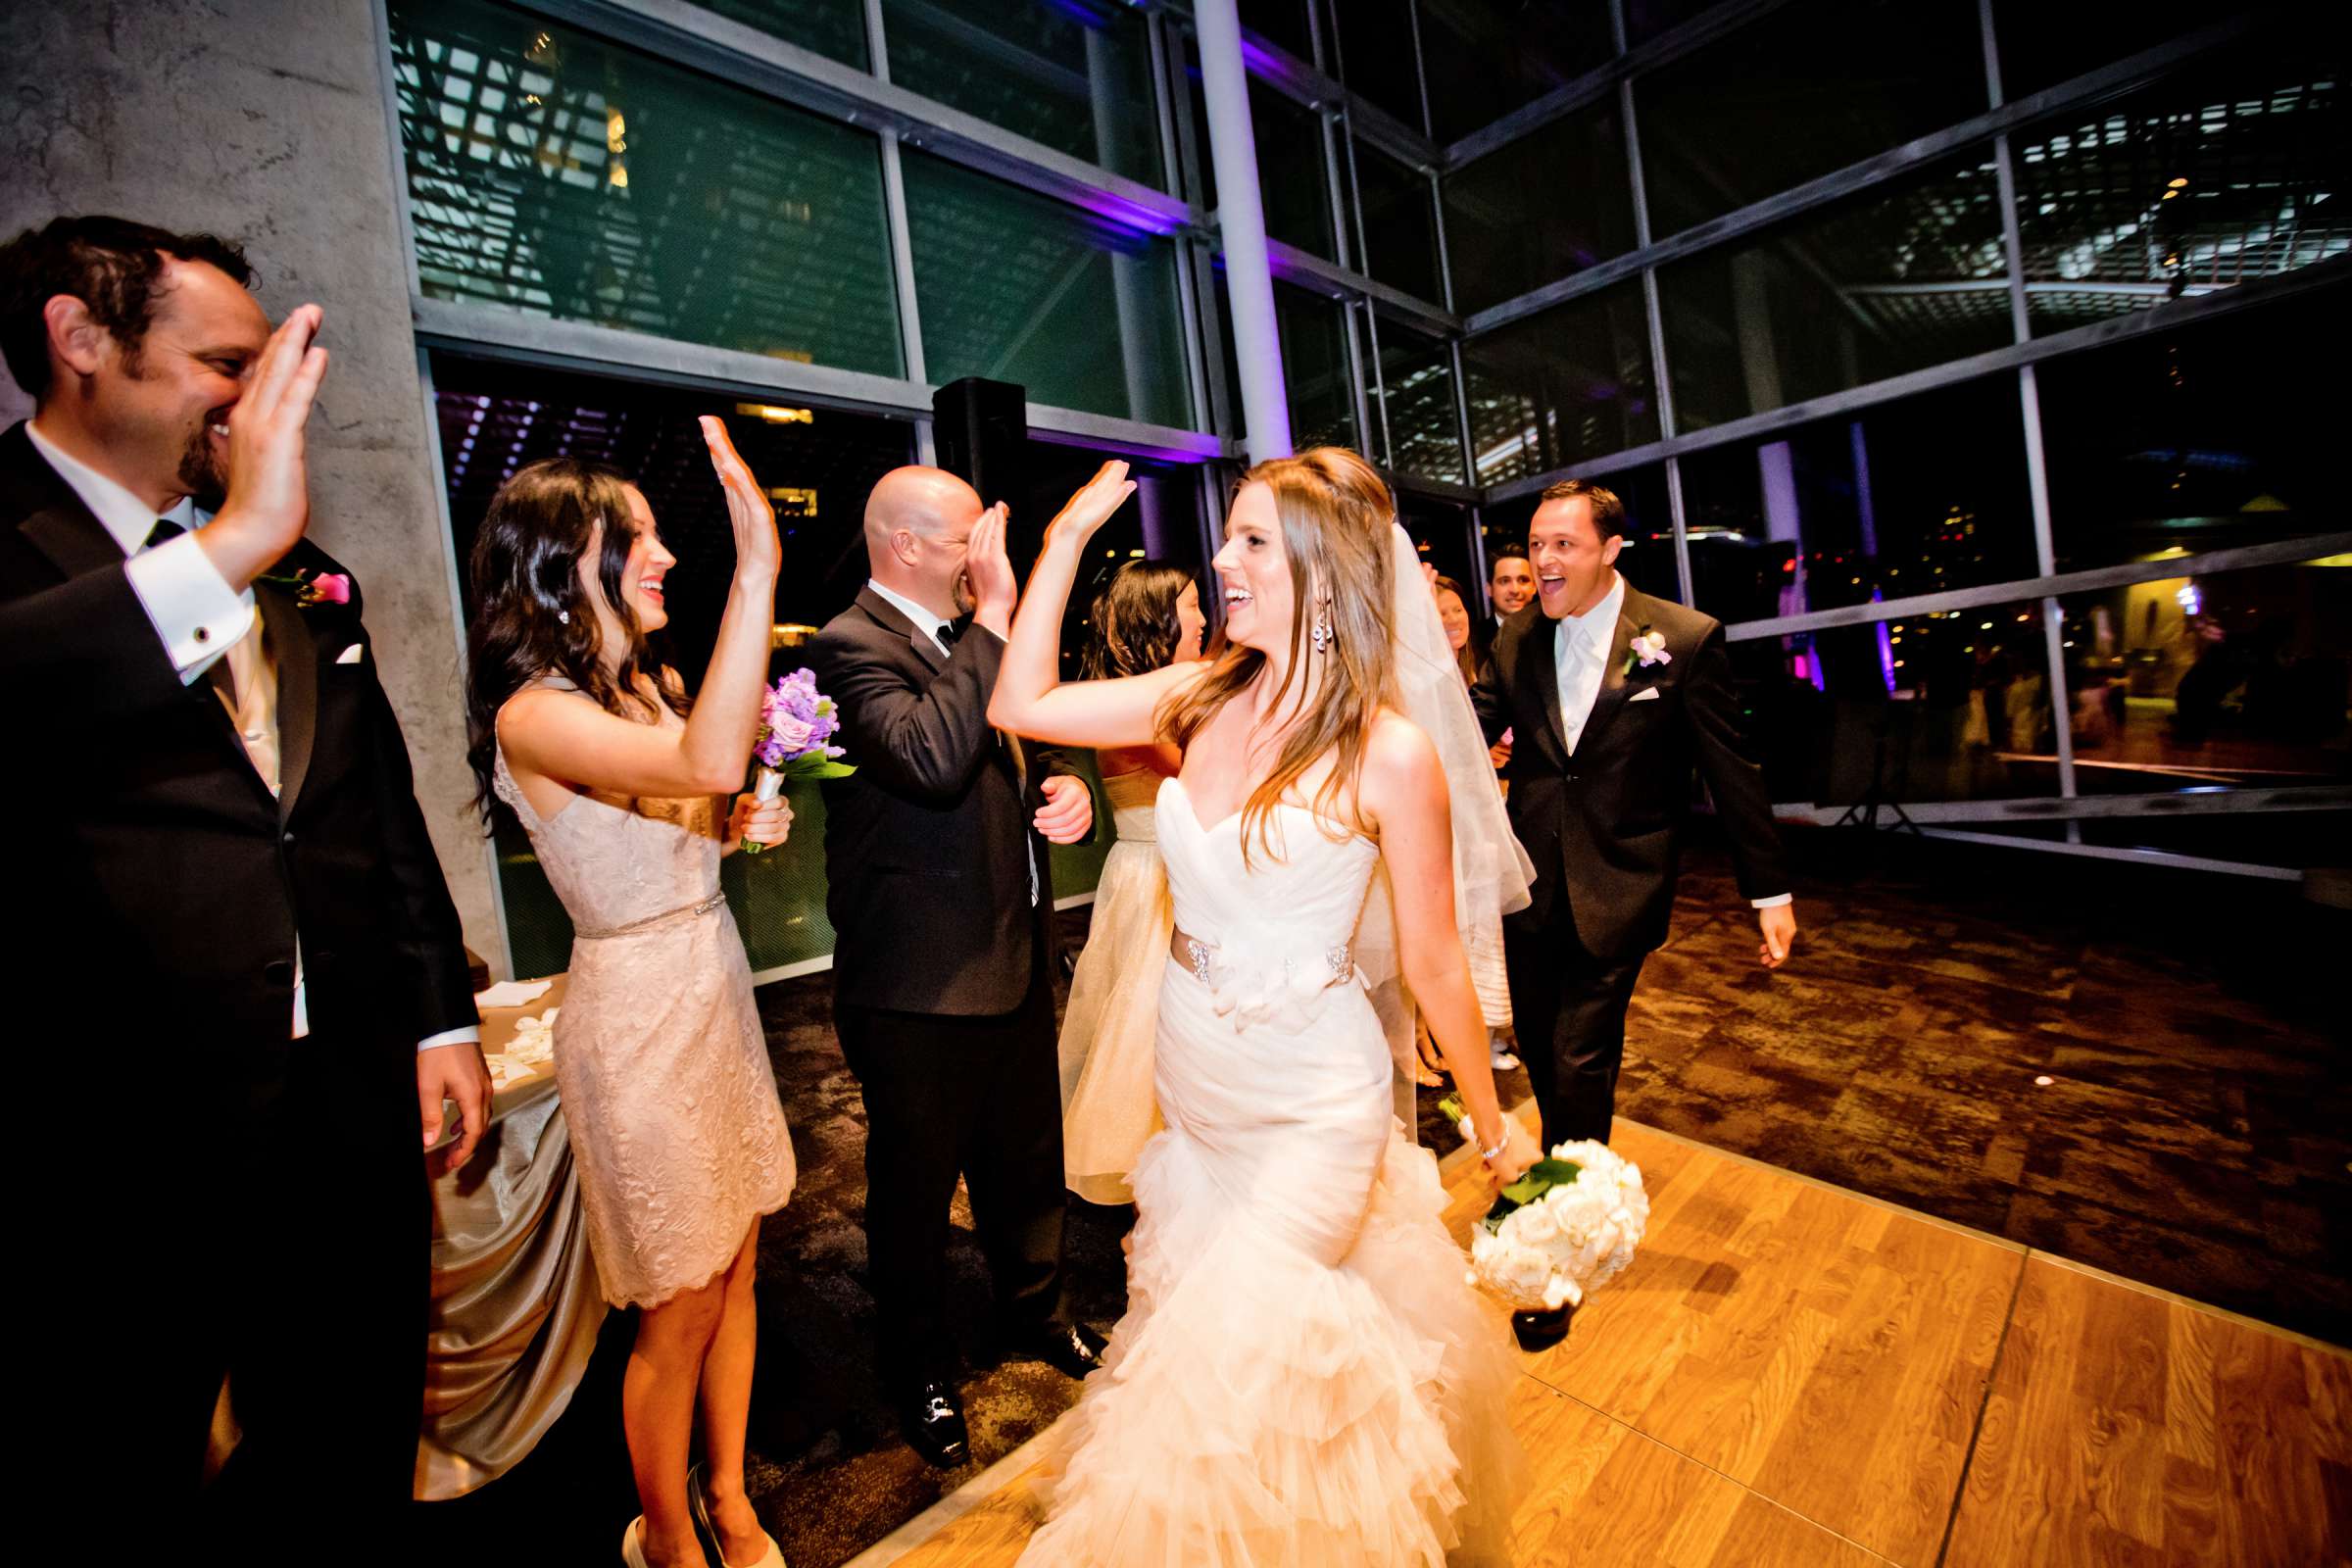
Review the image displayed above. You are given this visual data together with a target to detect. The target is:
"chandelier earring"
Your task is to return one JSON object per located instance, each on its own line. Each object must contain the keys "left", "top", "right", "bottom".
{"left": 1310, "top": 599, "right": 1335, "bottom": 655}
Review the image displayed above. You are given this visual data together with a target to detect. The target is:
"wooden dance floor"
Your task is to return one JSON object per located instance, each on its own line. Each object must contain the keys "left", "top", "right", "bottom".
{"left": 858, "top": 1111, "right": 2351, "bottom": 1568}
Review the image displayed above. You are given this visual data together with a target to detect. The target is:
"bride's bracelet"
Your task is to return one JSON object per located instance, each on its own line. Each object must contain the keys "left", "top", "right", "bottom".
{"left": 1476, "top": 1126, "right": 1510, "bottom": 1161}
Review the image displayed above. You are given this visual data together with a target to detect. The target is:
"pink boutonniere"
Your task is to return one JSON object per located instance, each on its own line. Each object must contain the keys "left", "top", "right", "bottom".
{"left": 256, "top": 567, "right": 352, "bottom": 608}
{"left": 1622, "top": 626, "right": 1671, "bottom": 677}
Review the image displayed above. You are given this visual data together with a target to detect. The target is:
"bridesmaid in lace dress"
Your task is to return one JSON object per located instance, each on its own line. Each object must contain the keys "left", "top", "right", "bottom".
{"left": 1056, "top": 562, "right": 1206, "bottom": 1203}
{"left": 464, "top": 418, "right": 795, "bottom": 1568}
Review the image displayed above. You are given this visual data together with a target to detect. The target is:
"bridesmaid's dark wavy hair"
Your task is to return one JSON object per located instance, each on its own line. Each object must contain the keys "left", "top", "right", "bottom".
{"left": 464, "top": 458, "right": 689, "bottom": 819}
{"left": 1081, "top": 560, "right": 1195, "bottom": 680}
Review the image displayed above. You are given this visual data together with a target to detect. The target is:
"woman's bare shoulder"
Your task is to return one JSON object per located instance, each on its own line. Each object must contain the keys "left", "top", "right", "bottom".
{"left": 1358, "top": 709, "right": 1445, "bottom": 822}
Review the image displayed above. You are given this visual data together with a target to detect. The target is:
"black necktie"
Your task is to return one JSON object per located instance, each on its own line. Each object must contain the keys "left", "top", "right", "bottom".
{"left": 145, "top": 517, "right": 184, "bottom": 551}
{"left": 938, "top": 616, "right": 967, "bottom": 650}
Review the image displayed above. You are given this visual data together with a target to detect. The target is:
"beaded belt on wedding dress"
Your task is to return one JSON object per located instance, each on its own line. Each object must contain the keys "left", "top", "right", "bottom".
{"left": 572, "top": 890, "right": 727, "bottom": 942}
{"left": 1170, "top": 926, "right": 1354, "bottom": 991}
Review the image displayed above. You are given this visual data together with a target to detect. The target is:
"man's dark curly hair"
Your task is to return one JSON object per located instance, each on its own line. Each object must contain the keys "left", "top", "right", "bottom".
{"left": 0, "top": 216, "right": 255, "bottom": 401}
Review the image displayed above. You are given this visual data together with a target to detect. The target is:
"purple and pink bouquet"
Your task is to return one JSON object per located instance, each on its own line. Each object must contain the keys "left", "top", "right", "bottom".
{"left": 743, "top": 667, "right": 854, "bottom": 854}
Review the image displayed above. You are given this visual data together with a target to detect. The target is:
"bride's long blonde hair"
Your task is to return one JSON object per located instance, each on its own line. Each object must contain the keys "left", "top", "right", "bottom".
{"left": 1159, "top": 446, "right": 1398, "bottom": 862}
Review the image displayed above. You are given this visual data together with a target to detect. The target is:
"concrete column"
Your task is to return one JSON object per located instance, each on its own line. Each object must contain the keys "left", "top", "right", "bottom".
{"left": 1194, "top": 0, "right": 1292, "bottom": 462}
{"left": 1, "top": 0, "right": 501, "bottom": 965}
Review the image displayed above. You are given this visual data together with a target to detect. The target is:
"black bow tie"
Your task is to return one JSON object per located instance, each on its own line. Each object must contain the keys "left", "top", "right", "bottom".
{"left": 938, "top": 616, "right": 968, "bottom": 650}
{"left": 144, "top": 517, "right": 185, "bottom": 551}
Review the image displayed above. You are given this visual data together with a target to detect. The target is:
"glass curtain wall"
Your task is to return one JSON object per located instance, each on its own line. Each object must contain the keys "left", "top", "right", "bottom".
{"left": 386, "top": 0, "right": 1231, "bottom": 973}
{"left": 391, "top": 0, "right": 2348, "bottom": 904}
{"left": 1213, "top": 0, "right": 2345, "bottom": 871}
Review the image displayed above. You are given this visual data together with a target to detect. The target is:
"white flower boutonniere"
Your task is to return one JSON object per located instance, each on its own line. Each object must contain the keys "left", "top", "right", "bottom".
{"left": 1622, "top": 626, "right": 1672, "bottom": 677}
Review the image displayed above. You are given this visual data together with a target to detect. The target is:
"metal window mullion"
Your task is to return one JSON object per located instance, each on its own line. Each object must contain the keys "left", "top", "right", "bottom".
{"left": 1977, "top": 0, "right": 2079, "bottom": 815}
{"left": 1403, "top": 0, "right": 1435, "bottom": 138}
{"left": 1446, "top": 335, "right": 1476, "bottom": 487}
{"left": 1428, "top": 165, "right": 1457, "bottom": 314}
{"left": 1714, "top": 529, "right": 2352, "bottom": 643}
{"left": 1318, "top": 104, "right": 1355, "bottom": 273}
{"left": 1170, "top": 231, "right": 1214, "bottom": 437}
{"left": 1268, "top": 240, "right": 1459, "bottom": 334}
{"left": 1339, "top": 111, "right": 1378, "bottom": 315}
{"left": 1439, "top": 0, "right": 1798, "bottom": 169}
{"left": 1361, "top": 303, "right": 1394, "bottom": 468}
{"left": 370, "top": 0, "right": 425, "bottom": 301}
{"left": 878, "top": 131, "right": 929, "bottom": 385}
{"left": 516, "top": 0, "right": 1196, "bottom": 233}
{"left": 865, "top": 0, "right": 931, "bottom": 389}
{"left": 1150, "top": 12, "right": 1214, "bottom": 437}
{"left": 1344, "top": 298, "right": 1375, "bottom": 460}
{"left": 1458, "top": 15, "right": 2257, "bottom": 341}
{"left": 1478, "top": 246, "right": 2352, "bottom": 501}
{"left": 1620, "top": 69, "right": 1691, "bottom": 604}
{"left": 861, "top": 0, "right": 889, "bottom": 78}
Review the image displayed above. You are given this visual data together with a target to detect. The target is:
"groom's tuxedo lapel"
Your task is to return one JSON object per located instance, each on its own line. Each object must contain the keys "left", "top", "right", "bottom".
{"left": 258, "top": 578, "right": 318, "bottom": 813}
{"left": 1571, "top": 584, "right": 1647, "bottom": 760}
{"left": 11, "top": 478, "right": 284, "bottom": 810}
{"left": 18, "top": 497, "right": 127, "bottom": 582}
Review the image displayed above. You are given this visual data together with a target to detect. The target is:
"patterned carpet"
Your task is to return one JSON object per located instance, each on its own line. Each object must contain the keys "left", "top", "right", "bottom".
{"left": 425, "top": 821, "right": 2349, "bottom": 1566}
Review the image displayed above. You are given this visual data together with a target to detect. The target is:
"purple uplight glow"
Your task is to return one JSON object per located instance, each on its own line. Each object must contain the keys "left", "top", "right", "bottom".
{"left": 1063, "top": 181, "right": 1186, "bottom": 238}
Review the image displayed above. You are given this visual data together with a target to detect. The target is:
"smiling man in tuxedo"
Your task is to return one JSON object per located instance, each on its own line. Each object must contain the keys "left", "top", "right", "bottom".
{"left": 809, "top": 465, "right": 1106, "bottom": 1467}
{"left": 1471, "top": 479, "right": 1796, "bottom": 1151}
{"left": 0, "top": 217, "right": 486, "bottom": 1557}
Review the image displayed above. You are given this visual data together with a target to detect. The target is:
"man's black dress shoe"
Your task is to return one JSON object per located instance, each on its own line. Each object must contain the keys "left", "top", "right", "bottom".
{"left": 1511, "top": 1304, "right": 1574, "bottom": 1352}
{"left": 1004, "top": 1320, "right": 1109, "bottom": 1380}
{"left": 898, "top": 1380, "right": 970, "bottom": 1468}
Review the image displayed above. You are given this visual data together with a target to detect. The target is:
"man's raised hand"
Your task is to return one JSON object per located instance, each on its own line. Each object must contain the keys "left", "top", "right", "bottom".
{"left": 198, "top": 304, "right": 328, "bottom": 591}
{"left": 966, "top": 501, "right": 1017, "bottom": 636}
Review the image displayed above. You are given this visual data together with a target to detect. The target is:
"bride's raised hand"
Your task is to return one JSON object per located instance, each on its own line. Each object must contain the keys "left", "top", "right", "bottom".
{"left": 1041, "top": 460, "right": 1137, "bottom": 558}
{"left": 700, "top": 415, "right": 780, "bottom": 581}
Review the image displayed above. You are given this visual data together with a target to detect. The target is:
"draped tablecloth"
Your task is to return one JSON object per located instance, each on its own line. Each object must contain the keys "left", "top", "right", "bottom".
{"left": 416, "top": 976, "right": 608, "bottom": 1499}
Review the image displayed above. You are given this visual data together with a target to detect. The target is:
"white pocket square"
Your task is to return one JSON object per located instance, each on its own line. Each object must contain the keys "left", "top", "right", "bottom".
{"left": 1628, "top": 686, "right": 1660, "bottom": 702}
{"left": 336, "top": 644, "right": 366, "bottom": 665}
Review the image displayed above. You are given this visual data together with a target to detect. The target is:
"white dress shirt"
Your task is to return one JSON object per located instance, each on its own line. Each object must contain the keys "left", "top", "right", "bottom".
{"left": 1551, "top": 571, "right": 1625, "bottom": 758}
{"left": 26, "top": 421, "right": 479, "bottom": 1051}
{"left": 1550, "top": 570, "right": 1788, "bottom": 911}
{"left": 864, "top": 578, "right": 1040, "bottom": 906}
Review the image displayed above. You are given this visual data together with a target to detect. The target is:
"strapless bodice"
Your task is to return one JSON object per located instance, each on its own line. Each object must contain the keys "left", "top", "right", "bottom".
{"left": 1155, "top": 777, "right": 1379, "bottom": 1030}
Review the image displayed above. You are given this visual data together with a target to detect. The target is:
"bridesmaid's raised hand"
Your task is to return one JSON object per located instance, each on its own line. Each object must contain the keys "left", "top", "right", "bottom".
{"left": 700, "top": 415, "right": 780, "bottom": 581}
{"left": 1041, "top": 460, "right": 1136, "bottom": 559}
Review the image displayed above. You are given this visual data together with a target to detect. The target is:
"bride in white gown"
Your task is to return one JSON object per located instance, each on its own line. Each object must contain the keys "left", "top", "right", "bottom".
{"left": 988, "top": 447, "right": 1542, "bottom": 1565}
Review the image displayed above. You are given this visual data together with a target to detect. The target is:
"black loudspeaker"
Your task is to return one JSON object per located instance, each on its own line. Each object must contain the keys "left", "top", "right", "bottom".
{"left": 932, "top": 376, "right": 1028, "bottom": 515}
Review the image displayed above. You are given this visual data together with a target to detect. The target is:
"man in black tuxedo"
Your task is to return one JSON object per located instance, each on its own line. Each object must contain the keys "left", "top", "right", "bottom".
{"left": 1471, "top": 479, "right": 1796, "bottom": 1150}
{"left": 0, "top": 218, "right": 487, "bottom": 1556}
{"left": 809, "top": 465, "right": 1104, "bottom": 1466}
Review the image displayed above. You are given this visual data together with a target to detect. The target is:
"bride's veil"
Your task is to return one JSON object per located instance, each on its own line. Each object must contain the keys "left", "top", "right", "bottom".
{"left": 1355, "top": 524, "right": 1537, "bottom": 1126}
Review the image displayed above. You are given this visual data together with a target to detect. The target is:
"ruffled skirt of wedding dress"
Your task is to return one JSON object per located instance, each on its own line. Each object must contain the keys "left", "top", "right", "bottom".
{"left": 1021, "top": 972, "right": 1526, "bottom": 1566}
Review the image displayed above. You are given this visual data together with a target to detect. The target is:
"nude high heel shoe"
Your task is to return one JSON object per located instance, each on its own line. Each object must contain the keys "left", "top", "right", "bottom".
{"left": 688, "top": 1464, "right": 789, "bottom": 1568}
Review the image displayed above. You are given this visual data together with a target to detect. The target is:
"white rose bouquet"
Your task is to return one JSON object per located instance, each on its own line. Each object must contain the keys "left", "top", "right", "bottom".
{"left": 1442, "top": 1097, "right": 1650, "bottom": 1316}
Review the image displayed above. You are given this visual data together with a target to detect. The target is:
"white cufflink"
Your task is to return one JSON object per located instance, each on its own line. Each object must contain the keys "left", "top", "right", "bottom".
{"left": 337, "top": 644, "right": 366, "bottom": 664}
